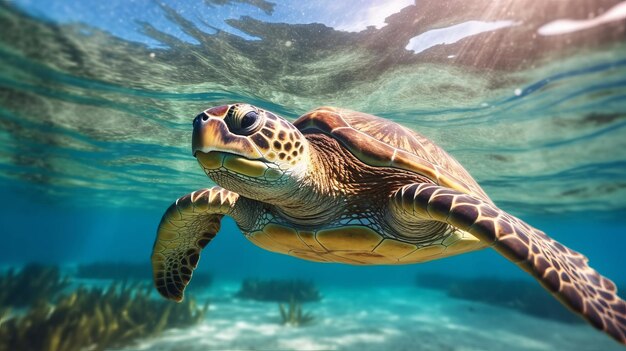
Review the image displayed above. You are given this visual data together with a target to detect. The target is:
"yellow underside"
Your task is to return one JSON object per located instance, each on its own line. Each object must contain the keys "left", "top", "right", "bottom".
{"left": 246, "top": 223, "right": 485, "bottom": 265}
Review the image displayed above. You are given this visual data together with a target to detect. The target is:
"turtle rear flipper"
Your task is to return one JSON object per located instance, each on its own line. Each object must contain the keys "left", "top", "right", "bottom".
{"left": 151, "top": 187, "right": 240, "bottom": 302}
{"left": 392, "top": 183, "right": 626, "bottom": 344}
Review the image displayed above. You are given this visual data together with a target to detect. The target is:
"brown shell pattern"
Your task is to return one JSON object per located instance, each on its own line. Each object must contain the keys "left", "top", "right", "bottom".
{"left": 294, "top": 106, "right": 490, "bottom": 202}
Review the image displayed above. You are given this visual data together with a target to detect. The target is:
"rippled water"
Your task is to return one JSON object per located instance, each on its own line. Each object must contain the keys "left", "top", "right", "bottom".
{"left": 2, "top": 1, "right": 626, "bottom": 216}
{"left": 1, "top": 1, "right": 626, "bottom": 350}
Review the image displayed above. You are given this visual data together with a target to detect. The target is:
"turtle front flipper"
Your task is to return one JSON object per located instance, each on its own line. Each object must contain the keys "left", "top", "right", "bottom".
{"left": 391, "top": 183, "right": 626, "bottom": 344}
{"left": 152, "top": 186, "right": 244, "bottom": 302}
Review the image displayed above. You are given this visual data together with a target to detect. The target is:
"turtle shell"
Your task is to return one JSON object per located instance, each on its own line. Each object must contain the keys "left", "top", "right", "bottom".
{"left": 293, "top": 106, "right": 490, "bottom": 202}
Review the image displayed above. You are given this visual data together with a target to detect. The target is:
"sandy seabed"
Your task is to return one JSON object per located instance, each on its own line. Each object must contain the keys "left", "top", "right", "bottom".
{"left": 127, "top": 283, "right": 622, "bottom": 351}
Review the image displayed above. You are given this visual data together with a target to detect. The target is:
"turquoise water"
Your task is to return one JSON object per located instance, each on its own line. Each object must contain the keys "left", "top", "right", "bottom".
{"left": 1, "top": 1, "right": 626, "bottom": 350}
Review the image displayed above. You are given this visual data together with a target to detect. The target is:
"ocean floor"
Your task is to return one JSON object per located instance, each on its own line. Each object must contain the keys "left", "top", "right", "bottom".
{"left": 127, "top": 283, "right": 622, "bottom": 351}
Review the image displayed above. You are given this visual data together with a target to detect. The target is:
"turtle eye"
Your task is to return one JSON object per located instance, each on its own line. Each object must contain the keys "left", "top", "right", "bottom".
{"left": 240, "top": 111, "right": 258, "bottom": 130}
{"left": 227, "top": 108, "right": 264, "bottom": 136}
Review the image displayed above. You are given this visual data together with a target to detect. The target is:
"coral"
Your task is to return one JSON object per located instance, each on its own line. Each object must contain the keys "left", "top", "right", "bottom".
{"left": 0, "top": 263, "right": 70, "bottom": 307}
{"left": 415, "top": 273, "right": 583, "bottom": 324}
{"left": 236, "top": 278, "right": 321, "bottom": 302}
{"left": 0, "top": 281, "right": 209, "bottom": 351}
{"left": 278, "top": 297, "right": 315, "bottom": 327}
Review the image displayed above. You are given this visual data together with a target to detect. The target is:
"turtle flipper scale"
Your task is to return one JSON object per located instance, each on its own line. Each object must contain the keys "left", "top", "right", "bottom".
{"left": 151, "top": 187, "right": 239, "bottom": 302}
{"left": 392, "top": 183, "right": 626, "bottom": 344}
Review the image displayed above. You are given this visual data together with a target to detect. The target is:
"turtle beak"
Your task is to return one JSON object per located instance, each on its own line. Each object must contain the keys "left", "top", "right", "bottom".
{"left": 191, "top": 110, "right": 263, "bottom": 159}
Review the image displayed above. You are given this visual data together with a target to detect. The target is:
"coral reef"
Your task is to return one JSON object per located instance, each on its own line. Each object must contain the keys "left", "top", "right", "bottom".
{"left": 0, "top": 268, "right": 208, "bottom": 351}
{"left": 0, "top": 263, "right": 70, "bottom": 307}
{"left": 279, "top": 297, "right": 315, "bottom": 327}
{"left": 236, "top": 278, "right": 321, "bottom": 302}
{"left": 415, "top": 273, "right": 583, "bottom": 324}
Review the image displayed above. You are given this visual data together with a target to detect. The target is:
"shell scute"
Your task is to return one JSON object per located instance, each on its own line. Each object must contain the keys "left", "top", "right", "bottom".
{"left": 294, "top": 107, "right": 489, "bottom": 200}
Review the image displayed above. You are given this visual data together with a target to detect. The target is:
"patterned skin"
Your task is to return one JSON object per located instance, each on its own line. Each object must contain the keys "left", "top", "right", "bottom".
{"left": 151, "top": 104, "right": 626, "bottom": 344}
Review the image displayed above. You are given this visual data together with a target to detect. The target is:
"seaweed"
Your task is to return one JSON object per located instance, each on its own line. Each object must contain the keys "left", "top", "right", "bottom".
{"left": 415, "top": 273, "right": 583, "bottom": 324}
{"left": 0, "top": 263, "right": 70, "bottom": 307}
{"left": 278, "top": 297, "right": 315, "bottom": 327}
{"left": 0, "top": 282, "right": 209, "bottom": 351}
{"left": 0, "top": 306, "right": 10, "bottom": 328}
{"left": 236, "top": 278, "right": 321, "bottom": 302}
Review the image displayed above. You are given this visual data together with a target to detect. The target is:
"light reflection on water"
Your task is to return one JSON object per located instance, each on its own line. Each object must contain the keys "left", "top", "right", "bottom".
{"left": 1, "top": 0, "right": 625, "bottom": 214}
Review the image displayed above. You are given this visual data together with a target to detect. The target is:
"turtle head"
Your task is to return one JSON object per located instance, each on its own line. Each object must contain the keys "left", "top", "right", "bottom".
{"left": 192, "top": 103, "right": 310, "bottom": 201}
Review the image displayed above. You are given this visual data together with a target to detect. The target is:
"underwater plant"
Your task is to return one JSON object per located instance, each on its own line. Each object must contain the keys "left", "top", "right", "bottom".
{"left": 415, "top": 273, "right": 585, "bottom": 324}
{"left": 0, "top": 263, "right": 70, "bottom": 307}
{"left": 279, "top": 297, "right": 315, "bottom": 327}
{"left": 236, "top": 278, "right": 321, "bottom": 302}
{"left": 0, "top": 307, "right": 10, "bottom": 328}
{"left": 0, "top": 282, "right": 209, "bottom": 351}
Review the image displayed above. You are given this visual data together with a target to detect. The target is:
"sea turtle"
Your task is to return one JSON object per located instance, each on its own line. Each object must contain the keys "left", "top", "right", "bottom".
{"left": 151, "top": 103, "right": 626, "bottom": 344}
